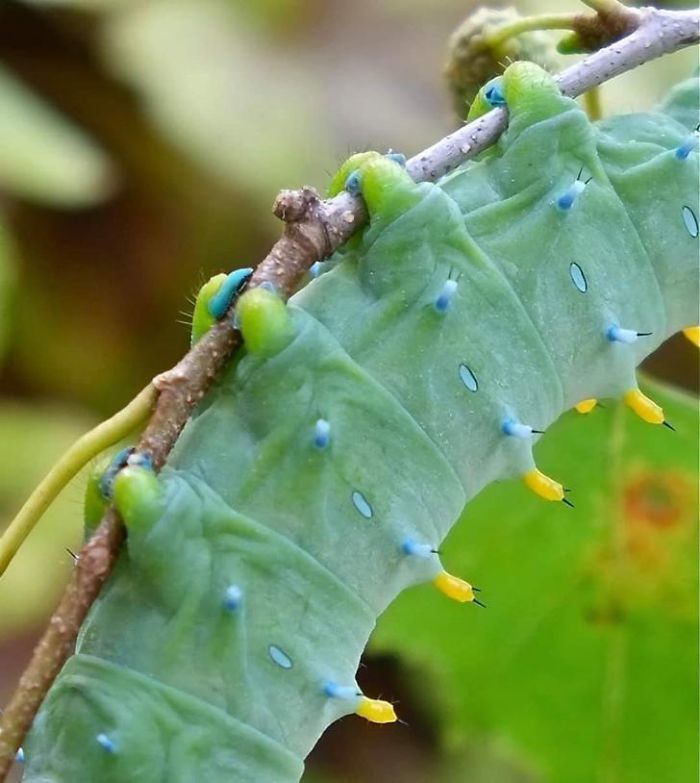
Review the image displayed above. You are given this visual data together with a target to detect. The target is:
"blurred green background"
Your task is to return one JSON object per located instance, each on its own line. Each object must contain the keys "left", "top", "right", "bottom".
{"left": 0, "top": 1, "right": 697, "bottom": 782}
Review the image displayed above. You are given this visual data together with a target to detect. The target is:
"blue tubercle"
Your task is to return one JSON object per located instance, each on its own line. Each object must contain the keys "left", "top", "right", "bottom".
{"left": 208, "top": 267, "right": 254, "bottom": 320}
{"left": 675, "top": 132, "right": 698, "bottom": 160}
{"left": 313, "top": 419, "right": 331, "bottom": 449}
{"left": 99, "top": 446, "right": 135, "bottom": 500}
{"left": 126, "top": 451, "right": 153, "bottom": 471}
{"left": 323, "top": 681, "right": 361, "bottom": 701}
{"left": 96, "top": 733, "right": 117, "bottom": 754}
{"left": 385, "top": 151, "right": 407, "bottom": 166}
{"left": 344, "top": 170, "right": 362, "bottom": 196}
{"left": 556, "top": 179, "right": 586, "bottom": 211}
{"left": 401, "top": 537, "right": 435, "bottom": 558}
{"left": 309, "top": 261, "right": 325, "bottom": 279}
{"left": 15, "top": 748, "right": 24, "bottom": 764}
{"left": 223, "top": 584, "right": 243, "bottom": 611}
{"left": 606, "top": 324, "right": 650, "bottom": 344}
{"left": 502, "top": 418, "right": 537, "bottom": 438}
{"left": 434, "top": 279, "right": 458, "bottom": 313}
{"left": 483, "top": 78, "right": 505, "bottom": 107}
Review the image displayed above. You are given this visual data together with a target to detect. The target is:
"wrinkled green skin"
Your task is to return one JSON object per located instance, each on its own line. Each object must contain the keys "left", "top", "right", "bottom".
{"left": 23, "top": 65, "right": 698, "bottom": 781}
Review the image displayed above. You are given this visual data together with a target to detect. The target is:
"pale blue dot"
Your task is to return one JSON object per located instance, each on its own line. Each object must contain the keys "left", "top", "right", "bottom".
{"left": 314, "top": 419, "right": 331, "bottom": 449}
{"left": 569, "top": 262, "right": 587, "bottom": 293}
{"left": 268, "top": 644, "right": 293, "bottom": 670}
{"left": 459, "top": 363, "right": 478, "bottom": 392}
{"left": 224, "top": 584, "right": 243, "bottom": 611}
{"left": 96, "top": 733, "right": 116, "bottom": 754}
{"left": 682, "top": 205, "right": 699, "bottom": 238}
{"left": 351, "top": 490, "right": 373, "bottom": 519}
{"left": 15, "top": 748, "right": 24, "bottom": 764}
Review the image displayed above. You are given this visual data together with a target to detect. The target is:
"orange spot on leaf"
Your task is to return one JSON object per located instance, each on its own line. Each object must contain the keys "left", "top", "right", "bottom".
{"left": 623, "top": 471, "right": 692, "bottom": 530}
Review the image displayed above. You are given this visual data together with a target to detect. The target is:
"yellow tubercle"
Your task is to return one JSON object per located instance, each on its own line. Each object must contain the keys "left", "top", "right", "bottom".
{"left": 523, "top": 468, "right": 564, "bottom": 502}
{"left": 355, "top": 696, "right": 397, "bottom": 724}
{"left": 433, "top": 570, "right": 475, "bottom": 603}
{"left": 575, "top": 398, "right": 597, "bottom": 414}
{"left": 683, "top": 326, "right": 700, "bottom": 347}
{"left": 623, "top": 388, "right": 664, "bottom": 425}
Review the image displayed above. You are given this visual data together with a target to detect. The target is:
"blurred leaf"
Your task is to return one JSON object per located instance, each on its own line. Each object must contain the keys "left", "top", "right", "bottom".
{"left": 373, "top": 379, "right": 698, "bottom": 783}
{"left": 0, "top": 217, "right": 17, "bottom": 364}
{"left": 19, "top": 0, "right": 129, "bottom": 9}
{"left": 100, "top": 0, "right": 333, "bottom": 208}
{"left": 0, "top": 402, "right": 95, "bottom": 639}
{"left": 0, "top": 64, "right": 117, "bottom": 208}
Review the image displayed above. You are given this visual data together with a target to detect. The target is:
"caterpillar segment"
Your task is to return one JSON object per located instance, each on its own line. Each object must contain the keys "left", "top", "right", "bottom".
{"left": 20, "top": 63, "right": 699, "bottom": 782}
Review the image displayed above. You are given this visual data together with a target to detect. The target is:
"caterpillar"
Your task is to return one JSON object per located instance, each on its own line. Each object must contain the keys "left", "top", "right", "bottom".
{"left": 17, "top": 61, "right": 699, "bottom": 782}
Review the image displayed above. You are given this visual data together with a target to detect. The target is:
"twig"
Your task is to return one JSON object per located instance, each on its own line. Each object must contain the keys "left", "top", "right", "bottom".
{"left": 584, "top": 87, "right": 604, "bottom": 120}
{"left": 484, "top": 13, "right": 581, "bottom": 49}
{"left": 0, "top": 5, "right": 697, "bottom": 777}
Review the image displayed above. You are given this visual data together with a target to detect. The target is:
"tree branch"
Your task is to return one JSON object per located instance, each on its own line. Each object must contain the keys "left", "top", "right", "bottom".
{"left": 0, "top": 5, "right": 697, "bottom": 778}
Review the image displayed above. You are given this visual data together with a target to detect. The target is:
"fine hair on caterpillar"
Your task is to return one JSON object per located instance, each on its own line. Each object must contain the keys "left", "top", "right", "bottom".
{"left": 0, "top": 7, "right": 698, "bottom": 781}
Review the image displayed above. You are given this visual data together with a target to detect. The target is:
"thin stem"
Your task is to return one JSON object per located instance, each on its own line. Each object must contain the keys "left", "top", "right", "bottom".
{"left": 486, "top": 13, "right": 578, "bottom": 49}
{"left": 583, "top": 86, "right": 604, "bottom": 120}
{"left": 580, "top": 0, "right": 627, "bottom": 14}
{"left": 0, "top": 384, "right": 156, "bottom": 577}
{"left": 0, "top": 6, "right": 697, "bottom": 779}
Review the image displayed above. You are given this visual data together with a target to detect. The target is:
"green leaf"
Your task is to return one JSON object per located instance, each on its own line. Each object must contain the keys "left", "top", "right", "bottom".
{"left": 373, "top": 379, "right": 698, "bottom": 783}
{"left": 0, "top": 64, "right": 116, "bottom": 208}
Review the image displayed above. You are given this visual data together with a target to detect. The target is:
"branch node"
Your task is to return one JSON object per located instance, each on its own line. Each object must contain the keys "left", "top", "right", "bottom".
{"left": 273, "top": 187, "right": 321, "bottom": 223}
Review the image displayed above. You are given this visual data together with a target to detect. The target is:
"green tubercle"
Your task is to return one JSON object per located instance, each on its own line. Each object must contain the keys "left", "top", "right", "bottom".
{"left": 466, "top": 76, "right": 501, "bottom": 121}
{"left": 351, "top": 155, "right": 422, "bottom": 223}
{"left": 237, "top": 287, "right": 295, "bottom": 358}
{"left": 83, "top": 464, "right": 109, "bottom": 536}
{"left": 501, "top": 61, "right": 566, "bottom": 127}
{"left": 467, "top": 62, "right": 571, "bottom": 131}
{"left": 191, "top": 273, "right": 228, "bottom": 346}
{"left": 112, "top": 465, "right": 164, "bottom": 532}
{"left": 327, "top": 151, "right": 383, "bottom": 197}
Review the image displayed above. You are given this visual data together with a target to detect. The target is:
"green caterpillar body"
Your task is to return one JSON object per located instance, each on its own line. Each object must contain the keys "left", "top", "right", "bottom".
{"left": 22, "top": 65, "right": 699, "bottom": 782}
